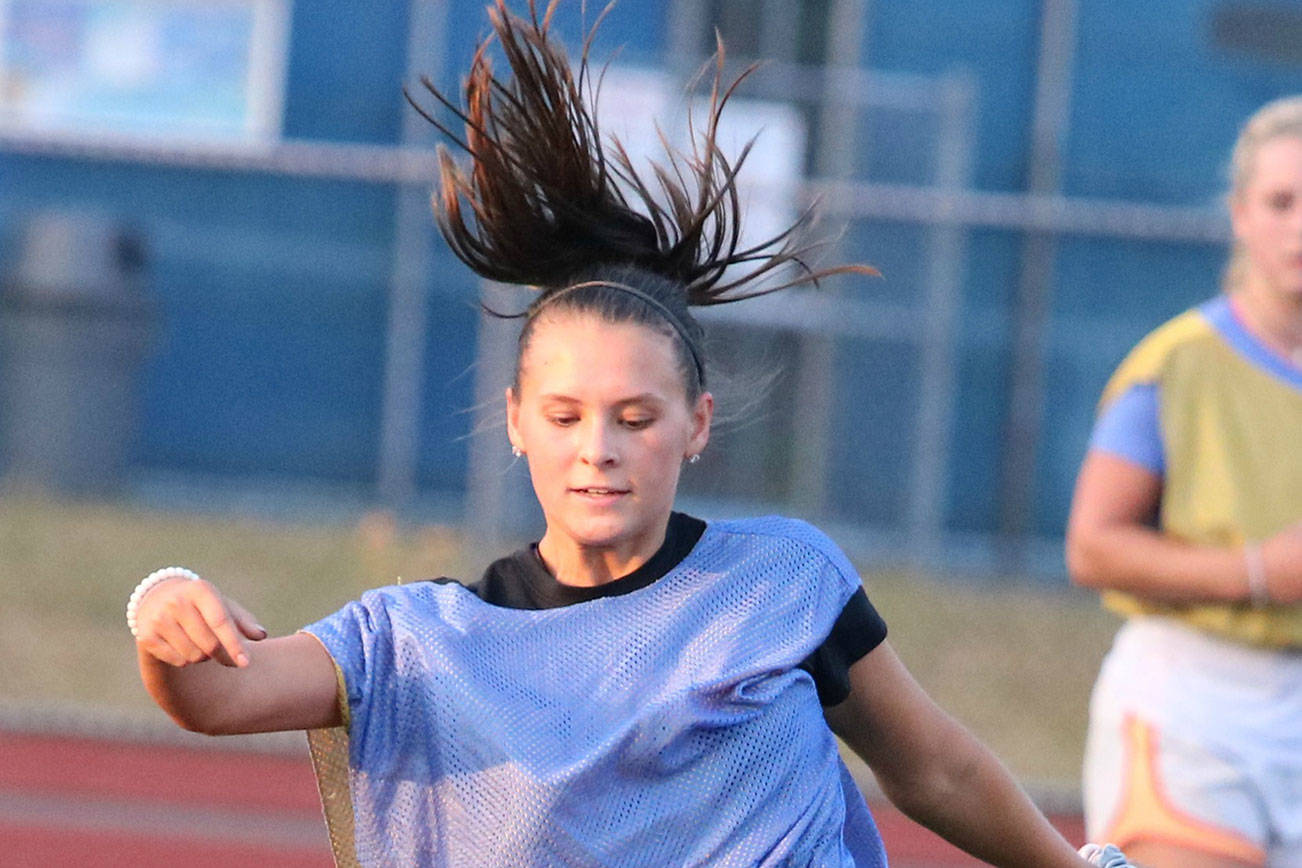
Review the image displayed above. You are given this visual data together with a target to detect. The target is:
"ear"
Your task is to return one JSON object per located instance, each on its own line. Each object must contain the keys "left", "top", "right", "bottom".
{"left": 505, "top": 386, "right": 523, "bottom": 453}
{"left": 686, "top": 391, "right": 713, "bottom": 458}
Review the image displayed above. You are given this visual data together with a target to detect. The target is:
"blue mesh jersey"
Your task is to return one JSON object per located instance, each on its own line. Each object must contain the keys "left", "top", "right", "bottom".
{"left": 303, "top": 515, "right": 889, "bottom": 867}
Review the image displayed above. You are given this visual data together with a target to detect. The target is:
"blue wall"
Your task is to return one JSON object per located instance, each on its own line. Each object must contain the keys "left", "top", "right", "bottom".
{"left": 1, "top": 0, "right": 1297, "bottom": 548}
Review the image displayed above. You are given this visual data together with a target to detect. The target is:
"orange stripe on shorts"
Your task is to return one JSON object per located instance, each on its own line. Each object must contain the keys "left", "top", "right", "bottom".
{"left": 1102, "top": 714, "right": 1264, "bottom": 865}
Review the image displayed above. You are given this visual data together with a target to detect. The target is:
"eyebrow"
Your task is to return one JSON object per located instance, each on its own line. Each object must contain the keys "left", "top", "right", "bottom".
{"left": 537, "top": 393, "right": 667, "bottom": 407}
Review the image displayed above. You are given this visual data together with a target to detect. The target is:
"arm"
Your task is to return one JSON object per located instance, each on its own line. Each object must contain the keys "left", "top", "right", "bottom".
{"left": 825, "top": 641, "right": 1090, "bottom": 868}
{"left": 1065, "top": 451, "right": 1302, "bottom": 604}
{"left": 135, "top": 577, "right": 342, "bottom": 735}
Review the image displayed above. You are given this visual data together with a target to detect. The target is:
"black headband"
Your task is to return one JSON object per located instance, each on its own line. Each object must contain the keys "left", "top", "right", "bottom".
{"left": 531, "top": 279, "right": 706, "bottom": 390}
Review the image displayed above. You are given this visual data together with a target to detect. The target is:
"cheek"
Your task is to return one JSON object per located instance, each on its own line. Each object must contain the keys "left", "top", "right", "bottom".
{"left": 1256, "top": 222, "right": 1294, "bottom": 260}
{"left": 1240, "top": 220, "right": 1277, "bottom": 259}
{"left": 1246, "top": 206, "right": 1298, "bottom": 243}
{"left": 637, "top": 447, "right": 683, "bottom": 497}
{"left": 631, "top": 434, "right": 691, "bottom": 485}
{"left": 533, "top": 429, "right": 578, "bottom": 462}
{"left": 638, "top": 425, "right": 689, "bottom": 457}
{"left": 516, "top": 418, "right": 567, "bottom": 464}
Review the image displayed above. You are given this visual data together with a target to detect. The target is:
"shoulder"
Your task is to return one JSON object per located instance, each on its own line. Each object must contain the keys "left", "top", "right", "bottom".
{"left": 333, "top": 579, "right": 474, "bottom": 627}
{"left": 709, "top": 514, "right": 836, "bottom": 547}
{"left": 1101, "top": 300, "right": 1222, "bottom": 407}
{"left": 358, "top": 579, "right": 459, "bottom": 604}
{"left": 303, "top": 579, "right": 490, "bottom": 665}
{"left": 707, "top": 516, "right": 860, "bottom": 588}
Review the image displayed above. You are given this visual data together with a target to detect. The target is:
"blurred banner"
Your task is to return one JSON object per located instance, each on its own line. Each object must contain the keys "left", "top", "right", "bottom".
{"left": 0, "top": 0, "right": 290, "bottom": 143}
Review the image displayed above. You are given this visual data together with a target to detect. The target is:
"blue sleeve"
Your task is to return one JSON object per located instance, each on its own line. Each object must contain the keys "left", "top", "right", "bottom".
{"left": 302, "top": 593, "right": 395, "bottom": 741}
{"left": 1088, "top": 383, "right": 1165, "bottom": 475}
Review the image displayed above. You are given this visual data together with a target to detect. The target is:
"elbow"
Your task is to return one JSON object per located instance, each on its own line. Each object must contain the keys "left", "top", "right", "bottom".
{"left": 150, "top": 689, "right": 243, "bottom": 736}
{"left": 171, "top": 711, "right": 253, "bottom": 737}
{"left": 875, "top": 726, "right": 979, "bottom": 822}
{"left": 879, "top": 751, "right": 978, "bottom": 827}
{"left": 880, "top": 776, "right": 941, "bottom": 823}
{"left": 1065, "top": 527, "right": 1108, "bottom": 590}
{"left": 174, "top": 700, "right": 260, "bottom": 736}
{"left": 163, "top": 706, "right": 226, "bottom": 736}
{"left": 178, "top": 719, "right": 220, "bottom": 736}
{"left": 873, "top": 770, "right": 928, "bottom": 821}
{"left": 141, "top": 659, "right": 243, "bottom": 736}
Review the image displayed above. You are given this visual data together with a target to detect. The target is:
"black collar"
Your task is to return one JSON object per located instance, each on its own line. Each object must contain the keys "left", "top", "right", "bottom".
{"left": 472, "top": 512, "right": 706, "bottom": 609}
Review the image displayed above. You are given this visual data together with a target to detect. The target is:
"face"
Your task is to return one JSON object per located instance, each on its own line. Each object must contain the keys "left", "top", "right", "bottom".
{"left": 1232, "top": 135, "right": 1302, "bottom": 300}
{"left": 506, "top": 312, "right": 712, "bottom": 561}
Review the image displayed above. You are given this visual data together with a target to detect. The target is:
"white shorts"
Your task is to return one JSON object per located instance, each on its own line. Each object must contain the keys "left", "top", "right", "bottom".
{"left": 1084, "top": 617, "right": 1302, "bottom": 867}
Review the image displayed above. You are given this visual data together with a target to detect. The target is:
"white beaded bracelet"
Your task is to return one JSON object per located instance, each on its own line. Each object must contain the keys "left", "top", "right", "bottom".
{"left": 127, "top": 566, "right": 201, "bottom": 639}
{"left": 1244, "top": 542, "right": 1269, "bottom": 609}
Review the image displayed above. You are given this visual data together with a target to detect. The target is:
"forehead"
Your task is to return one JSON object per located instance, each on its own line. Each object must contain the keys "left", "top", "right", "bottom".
{"left": 1247, "top": 135, "right": 1302, "bottom": 188}
{"left": 519, "top": 312, "right": 685, "bottom": 400}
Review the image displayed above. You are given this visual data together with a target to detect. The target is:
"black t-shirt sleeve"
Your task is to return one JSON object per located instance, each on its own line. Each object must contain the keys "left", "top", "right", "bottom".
{"left": 799, "top": 586, "right": 888, "bottom": 707}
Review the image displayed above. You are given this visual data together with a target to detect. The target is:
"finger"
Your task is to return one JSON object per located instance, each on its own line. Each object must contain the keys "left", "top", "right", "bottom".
{"left": 151, "top": 613, "right": 211, "bottom": 666}
{"left": 172, "top": 598, "right": 241, "bottom": 668}
{"left": 226, "top": 598, "right": 268, "bottom": 641}
{"left": 139, "top": 634, "right": 191, "bottom": 668}
{"left": 190, "top": 587, "right": 249, "bottom": 667}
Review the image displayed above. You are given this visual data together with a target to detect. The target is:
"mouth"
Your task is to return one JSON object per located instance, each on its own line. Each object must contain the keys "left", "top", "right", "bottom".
{"left": 569, "top": 486, "right": 630, "bottom": 497}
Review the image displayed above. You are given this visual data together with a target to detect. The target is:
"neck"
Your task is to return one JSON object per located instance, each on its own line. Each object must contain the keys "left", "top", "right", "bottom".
{"left": 1233, "top": 279, "right": 1302, "bottom": 362}
{"left": 536, "top": 522, "right": 669, "bottom": 587}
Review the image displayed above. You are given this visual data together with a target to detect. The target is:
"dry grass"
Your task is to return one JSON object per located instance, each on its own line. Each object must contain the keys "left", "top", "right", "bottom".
{"left": 0, "top": 493, "right": 471, "bottom": 713}
{"left": 867, "top": 572, "right": 1119, "bottom": 786}
{"left": 0, "top": 492, "right": 1120, "bottom": 785}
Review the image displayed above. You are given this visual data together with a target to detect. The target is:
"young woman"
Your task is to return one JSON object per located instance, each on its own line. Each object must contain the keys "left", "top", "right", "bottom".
{"left": 131, "top": 3, "right": 1128, "bottom": 865}
{"left": 1068, "top": 95, "right": 1302, "bottom": 868}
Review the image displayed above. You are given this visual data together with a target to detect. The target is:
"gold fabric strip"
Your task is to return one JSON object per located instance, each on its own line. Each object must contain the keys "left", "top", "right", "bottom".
{"left": 301, "top": 633, "right": 358, "bottom": 866}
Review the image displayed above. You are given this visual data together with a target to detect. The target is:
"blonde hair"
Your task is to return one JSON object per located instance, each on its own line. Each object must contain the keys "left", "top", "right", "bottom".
{"left": 1224, "top": 95, "right": 1302, "bottom": 292}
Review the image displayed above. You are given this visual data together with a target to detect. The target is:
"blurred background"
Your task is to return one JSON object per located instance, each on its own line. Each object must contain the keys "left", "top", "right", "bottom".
{"left": 0, "top": 0, "right": 1298, "bottom": 864}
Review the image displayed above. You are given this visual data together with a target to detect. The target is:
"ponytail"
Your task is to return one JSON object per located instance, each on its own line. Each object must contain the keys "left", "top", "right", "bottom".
{"left": 404, "top": 0, "right": 875, "bottom": 305}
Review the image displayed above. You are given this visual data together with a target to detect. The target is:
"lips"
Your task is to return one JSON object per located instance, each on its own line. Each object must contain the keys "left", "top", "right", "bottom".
{"left": 570, "top": 487, "right": 629, "bottom": 496}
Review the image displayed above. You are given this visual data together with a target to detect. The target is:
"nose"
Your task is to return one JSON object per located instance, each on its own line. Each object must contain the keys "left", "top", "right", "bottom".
{"left": 578, "top": 419, "right": 619, "bottom": 467}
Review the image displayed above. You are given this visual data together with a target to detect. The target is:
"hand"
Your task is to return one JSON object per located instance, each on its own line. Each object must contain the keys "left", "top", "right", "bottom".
{"left": 1261, "top": 521, "right": 1302, "bottom": 604}
{"left": 1078, "top": 842, "right": 1134, "bottom": 867}
{"left": 134, "top": 578, "right": 267, "bottom": 668}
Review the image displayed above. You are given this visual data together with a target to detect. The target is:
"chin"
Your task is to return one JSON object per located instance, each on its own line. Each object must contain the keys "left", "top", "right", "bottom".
{"left": 560, "top": 514, "right": 633, "bottom": 549}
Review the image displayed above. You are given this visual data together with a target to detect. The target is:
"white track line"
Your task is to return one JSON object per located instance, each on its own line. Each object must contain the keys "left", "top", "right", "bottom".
{"left": 0, "top": 788, "right": 326, "bottom": 849}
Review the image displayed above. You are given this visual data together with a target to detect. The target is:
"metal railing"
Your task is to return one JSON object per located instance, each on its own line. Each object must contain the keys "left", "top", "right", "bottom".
{"left": 0, "top": 0, "right": 1233, "bottom": 576}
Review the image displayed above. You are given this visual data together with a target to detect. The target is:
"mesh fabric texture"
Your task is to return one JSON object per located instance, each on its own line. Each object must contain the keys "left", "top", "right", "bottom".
{"left": 303, "top": 516, "right": 888, "bottom": 866}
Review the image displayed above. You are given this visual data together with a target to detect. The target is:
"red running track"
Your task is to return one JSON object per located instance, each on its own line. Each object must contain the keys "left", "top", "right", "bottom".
{"left": 0, "top": 729, "right": 1083, "bottom": 866}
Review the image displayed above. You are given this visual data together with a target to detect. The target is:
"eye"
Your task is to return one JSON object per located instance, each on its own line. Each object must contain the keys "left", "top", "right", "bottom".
{"left": 1267, "top": 191, "right": 1295, "bottom": 212}
{"left": 547, "top": 415, "right": 578, "bottom": 427}
{"left": 621, "top": 416, "right": 654, "bottom": 430}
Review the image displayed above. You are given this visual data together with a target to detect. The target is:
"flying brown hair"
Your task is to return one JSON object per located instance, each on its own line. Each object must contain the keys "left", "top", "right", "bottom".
{"left": 403, "top": 0, "right": 877, "bottom": 307}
